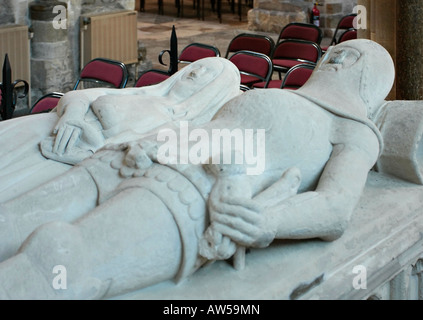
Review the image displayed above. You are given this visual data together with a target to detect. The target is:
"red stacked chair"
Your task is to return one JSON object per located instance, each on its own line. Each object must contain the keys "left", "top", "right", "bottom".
{"left": 277, "top": 22, "right": 323, "bottom": 45}
{"left": 322, "top": 13, "right": 357, "bottom": 52}
{"left": 138, "top": 42, "right": 220, "bottom": 88}
{"left": 280, "top": 64, "right": 315, "bottom": 90}
{"left": 225, "top": 33, "right": 275, "bottom": 58}
{"left": 134, "top": 69, "right": 171, "bottom": 88}
{"left": 30, "top": 92, "right": 64, "bottom": 114}
{"left": 228, "top": 50, "right": 273, "bottom": 89}
{"left": 178, "top": 43, "right": 220, "bottom": 64}
{"left": 73, "top": 58, "right": 129, "bottom": 90}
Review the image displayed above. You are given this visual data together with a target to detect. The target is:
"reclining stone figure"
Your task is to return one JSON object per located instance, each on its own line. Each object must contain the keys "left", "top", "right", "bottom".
{"left": 0, "top": 57, "right": 241, "bottom": 202}
{"left": 0, "top": 39, "right": 396, "bottom": 299}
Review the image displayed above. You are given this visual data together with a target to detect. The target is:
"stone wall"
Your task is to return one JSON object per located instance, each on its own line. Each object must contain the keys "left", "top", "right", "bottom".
{"left": 248, "top": 0, "right": 357, "bottom": 38}
{"left": 0, "top": 0, "right": 136, "bottom": 111}
{"left": 322, "top": 0, "right": 356, "bottom": 37}
{"left": 0, "top": 0, "right": 30, "bottom": 25}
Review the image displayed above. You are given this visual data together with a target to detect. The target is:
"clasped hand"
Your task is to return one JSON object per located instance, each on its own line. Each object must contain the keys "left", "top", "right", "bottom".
{"left": 209, "top": 195, "right": 275, "bottom": 249}
{"left": 104, "top": 140, "right": 157, "bottom": 178}
{"left": 53, "top": 119, "right": 104, "bottom": 155}
{"left": 200, "top": 194, "right": 275, "bottom": 261}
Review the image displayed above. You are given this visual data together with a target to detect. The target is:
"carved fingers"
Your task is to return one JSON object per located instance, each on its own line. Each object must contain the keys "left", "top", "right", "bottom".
{"left": 210, "top": 196, "right": 275, "bottom": 249}
{"left": 124, "top": 143, "right": 152, "bottom": 169}
{"left": 53, "top": 124, "right": 82, "bottom": 155}
{"left": 198, "top": 227, "right": 237, "bottom": 260}
{"left": 52, "top": 120, "right": 105, "bottom": 156}
{"left": 107, "top": 142, "right": 154, "bottom": 178}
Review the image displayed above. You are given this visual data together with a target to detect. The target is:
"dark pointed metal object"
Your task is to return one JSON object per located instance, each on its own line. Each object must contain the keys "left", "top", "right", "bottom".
{"left": 0, "top": 54, "right": 29, "bottom": 120}
{"left": 158, "top": 25, "right": 179, "bottom": 76}
{"left": 168, "top": 25, "right": 178, "bottom": 75}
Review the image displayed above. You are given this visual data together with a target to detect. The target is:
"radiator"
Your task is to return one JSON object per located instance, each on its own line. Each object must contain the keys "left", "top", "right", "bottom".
{"left": 80, "top": 10, "right": 138, "bottom": 68}
{"left": 0, "top": 24, "right": 31, "bottom": 89}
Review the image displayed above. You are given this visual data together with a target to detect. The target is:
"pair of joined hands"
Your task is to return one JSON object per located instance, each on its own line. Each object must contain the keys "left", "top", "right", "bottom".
{"left": 101, "top": 139, "right": 300, "bottom": 262}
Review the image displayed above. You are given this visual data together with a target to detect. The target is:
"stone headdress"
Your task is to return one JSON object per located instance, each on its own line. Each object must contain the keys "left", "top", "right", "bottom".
{"left": 148, "top": 57, "right": 241, "bottom": 126}
{"left": 293, "top": 39, "right": 396, "bottom": 154}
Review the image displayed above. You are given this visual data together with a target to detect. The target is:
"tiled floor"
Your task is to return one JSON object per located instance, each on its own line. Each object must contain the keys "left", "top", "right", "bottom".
{"left": 136, "top": 0, "right": 278, "bottom": 70}
{"left": 136, "top": 0, "right": 331, "bottom": 81}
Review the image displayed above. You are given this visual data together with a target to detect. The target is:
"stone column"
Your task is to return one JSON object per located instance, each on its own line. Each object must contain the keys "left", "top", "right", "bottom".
{"left": 358, "top": 0, "right": 423, "bottom": 100}
{"left": 356, "top": 0, "right": 370, "bottom": 39}
{"left": 357, "top": 0, "right": 397, "bottom": 100}
{"left": 63, "top": 0, "right": 82, "bottom": 79}
{"left": 29, "top": 0, "right": 75, "bottom": 101}
{"left": 396, "top": 0, "right": 423, "bottom": 100}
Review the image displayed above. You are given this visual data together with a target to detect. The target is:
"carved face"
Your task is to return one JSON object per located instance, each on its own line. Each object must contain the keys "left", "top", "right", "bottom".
{"left": 298, "top": 39, "right": 395, "bottom": 123}
{"left": 318, "top": 46, "right": 361, "bottom": 72}
{"left": 169, "top": 59, "right": 223, "bottom": 101}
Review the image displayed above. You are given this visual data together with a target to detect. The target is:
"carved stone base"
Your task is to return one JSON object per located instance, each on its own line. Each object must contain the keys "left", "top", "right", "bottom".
{"left": 116, "top": 172, "right": 423, "bottom": 300}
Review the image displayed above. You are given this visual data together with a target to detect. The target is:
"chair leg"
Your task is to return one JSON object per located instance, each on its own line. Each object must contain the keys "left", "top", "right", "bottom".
{"left": 158, "top": 0, "right": 164, "bottom": 15}
{"left": 238, "top": 0, "right": 242, "bottom": 21}
{"left": 217, "top": 0, "right": 222, "bottom": 23}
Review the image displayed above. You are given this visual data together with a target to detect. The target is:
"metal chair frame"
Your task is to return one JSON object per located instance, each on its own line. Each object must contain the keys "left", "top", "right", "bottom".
{"left": 229, "top": 50, "right": 274, "bottom": 89}
{"left": 280, "top": 63, "right": 315, "bottom": 90}
{"left": 329, "top": 13, "right": 357, "bottom": 46}
{"left": 277, "top": 22, "right": 323, "bottom": 45}
{"left": 224, "top": 33, "right": 276, "bottom": 58}
{"left": 271, "top": 39, "right": 322, "bottom": 77}
{"left": 134, "top": 68, "right": 171, "bottom": 88}
{"left": 30, "top": 92, "right": 64, "bottom": 114}
{"left": 73, "top": 58, "right": 129, "bottom": 90}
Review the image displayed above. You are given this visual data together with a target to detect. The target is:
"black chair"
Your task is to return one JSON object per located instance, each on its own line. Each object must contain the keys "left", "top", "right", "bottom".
{"left": 337, "top": 28, "right": 357, "bottom": 44}
{"left": 277, "top": 22, "right": 323, "bottom": 45}
{"left": 30, "top": 92, "right": 64, "bottom": 114}
{"left": 159, "top": 42, "right": 220, "bottom": 67}
{"left": 134, "top": 69, "right": 171, "bottom": 88}
{"left": 271, "top": 39, "right": 322, "bottom": 79}
{"left": 280, "top": 63, "right": 315, "bottom": 90}
{"left": 322, "top": 13, "right": 357, "bottom": 52}
{"left": 73, "top": 58, "right": 129, "bottom": 90}
{"left": 224, "top": 33, "right": 275, "bottom": 58}
{"left": 228, "top": 50, "right": 273, "bottom": 89}
{"left": 177, "top": 43, "right": 220, "bottom": 65}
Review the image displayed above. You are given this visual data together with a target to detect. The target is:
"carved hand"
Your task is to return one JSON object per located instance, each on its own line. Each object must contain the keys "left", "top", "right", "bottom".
{"left": 209, "top": 195, "right": 275, "bottom": 249}
{"left": 52, "top": 119, "right": 104, "bottom": 156}
{"left": 106, "top": 140, "right": 155, "bottom": 178}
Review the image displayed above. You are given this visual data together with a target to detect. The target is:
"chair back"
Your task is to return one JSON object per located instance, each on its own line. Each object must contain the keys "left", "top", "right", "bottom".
{"left": 159, "top": 43, "right": 220, "bottom": 68}
{"left": 73, "top": 58, "right": 129, "bottom": 90}
{"left": 278, "top": 22, "right": 323, "bottom": 45}
{"left": 272, "top": 39, "right": 322, "bottom": 70}
{"left": 225, "top": 33, "right": 275, "bottom": 58}
{"left": 134, "top": 69, "right": 170, "bottom": 87}
{"left": 178, "top": 43, "right": 220, "bottom": 64}
{"left": 338, "top": 28, "right": 357, "bottom": 43}
{"left": 229, "top": 50, "right": 273, "bottom": 88}
{"left": 281, "top": 64, "right": 315, "bottom": 90}
{"left": 330, "top": 14, "right": 357, "bottom": 45}
{"left": 30, "top": 92, "right": 64, "bottom": 114}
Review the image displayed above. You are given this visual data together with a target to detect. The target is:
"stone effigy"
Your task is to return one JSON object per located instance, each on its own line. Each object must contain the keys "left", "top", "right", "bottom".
{"left": 0, "top": 57, "right": 241, "bottom": 203}
{"left": 374, "top": 100, "right": 423, "bottom": 185}
{"left": 0, "top": 39, "right": 409, "bottom": 300}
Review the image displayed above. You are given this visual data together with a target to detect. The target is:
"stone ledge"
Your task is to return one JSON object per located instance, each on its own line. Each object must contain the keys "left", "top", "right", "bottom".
{"left": 115, "top": 171, "right": 423, "bottom": 300}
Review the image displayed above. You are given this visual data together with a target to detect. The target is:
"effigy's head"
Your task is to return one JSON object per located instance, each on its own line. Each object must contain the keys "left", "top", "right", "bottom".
{"left": 311, "top": 39, "right": 395, "bottom": 120}
{"left": 164, "top": 57, "right": 241, "bottom": 124}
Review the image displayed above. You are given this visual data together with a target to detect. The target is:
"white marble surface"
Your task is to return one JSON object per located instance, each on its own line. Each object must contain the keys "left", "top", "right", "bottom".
{"left": 116, "top": 172, "right": 423, "bottom": 300}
